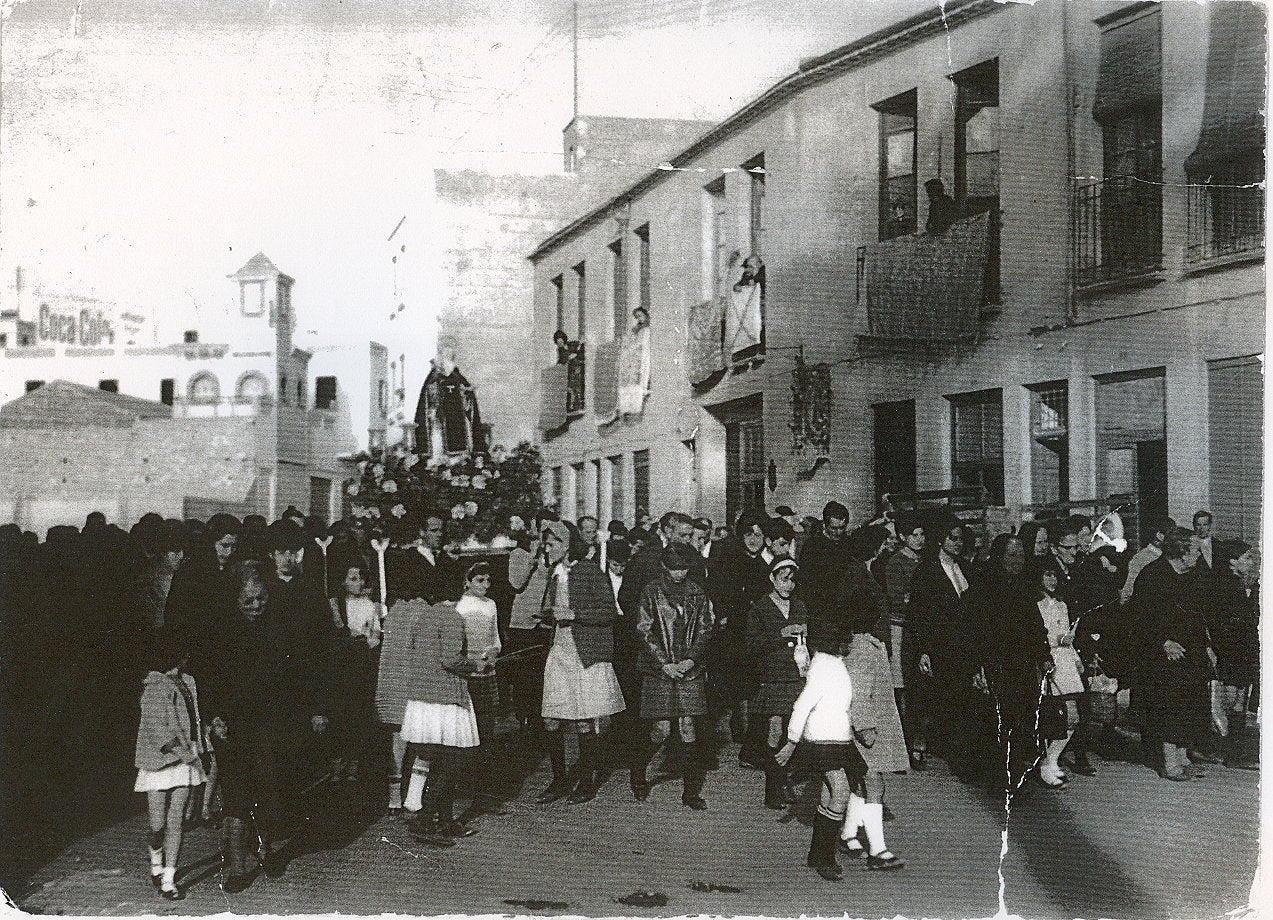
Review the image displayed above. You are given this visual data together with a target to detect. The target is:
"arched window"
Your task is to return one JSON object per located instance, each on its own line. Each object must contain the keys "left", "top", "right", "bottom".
{"left": 236, "top": 371, "right": 268, "bottom": 402}
{"left": 188, "top": 372, "right": 220, "bottom": 404}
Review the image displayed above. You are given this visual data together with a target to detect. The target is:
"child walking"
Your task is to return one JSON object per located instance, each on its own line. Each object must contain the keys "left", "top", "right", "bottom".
{"left": 775, "top": 626, "right": 867, "bottom": 882}
{"left": 332, "top": 562, "right": 384, "bottom": 782}
{"left": 1037, "top": 562, "right": 1084, "bottom": 787}
{"left": 455, "top": 562, "right": 503, "bottom": 812}
{"left": 134, "top": 631, "right": 209, "bottom": 900}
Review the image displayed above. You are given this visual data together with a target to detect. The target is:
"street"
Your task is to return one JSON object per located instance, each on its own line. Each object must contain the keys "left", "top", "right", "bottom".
{"left": 14, "top": 732, "right": 1260, "bottom": 919}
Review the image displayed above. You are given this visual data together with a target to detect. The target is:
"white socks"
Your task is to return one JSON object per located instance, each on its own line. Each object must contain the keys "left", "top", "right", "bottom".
{"left": 404, "top": 760, "right": 430, "bottom": 812}
{"left": 149, "top": 846, "right": 163, "bottom": 874}
{"left": 861, "top": 802, "right": 887, "bottom": 857}
{"left": 161, "top": 867, "right": 177, "bottom": 891}
{"left": 841, "top": 793, "right": 865, "bottom": 843}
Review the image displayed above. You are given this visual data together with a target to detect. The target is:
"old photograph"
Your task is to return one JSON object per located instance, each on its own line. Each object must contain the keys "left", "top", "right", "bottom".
{"left": 0, "top": 0, "right": 1264, "bottom": 917}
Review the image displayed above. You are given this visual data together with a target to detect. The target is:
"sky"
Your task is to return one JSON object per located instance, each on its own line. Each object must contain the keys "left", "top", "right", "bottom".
{"left": 0, "top": 0, "right": 931, "bottom": 365}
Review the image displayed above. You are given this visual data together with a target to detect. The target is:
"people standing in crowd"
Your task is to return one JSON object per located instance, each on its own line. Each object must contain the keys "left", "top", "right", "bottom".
{"left": 840, "top": 594, "right": 908, "bottom": 870}
{"left": 1047, "top": 522, "right": 1082, "bottom": 600}
{"left": 577, "top": 516, "right": 602, "bottom": 564}
{"left": 1121, "top": 517, "right": 1177, "bottom": 605}
{"left": 884, "top": 515, "right": 925, "bottom": 767}
{"left": 832, "top": 525, "right": 889, "bottom": 643}
{"left": 387, "top": 515, "right": 447, "bottom": 605}
{"left": 504, "top": 522, "right": 552, "bottom": 734}
{"left": 762, "top": 517, "right": 797, "bottom": 564}
{"left": 203, "top": 561, "right": 331, "bottom": 893}
{"left": 691, "top": 517, "right": 713, "bottom": 560}
{"left": 632, "top": 543, "right": 714, "bottom": 808}
{"left": 976, "top": 534, "right": 1049, "bottom": 789}
{"left": 535, "top": 521, "right": 625, "bottom": 805}
{"left": 746, "top": 557, "right": 809, "bottom": 809}
{"left": 1017, "top": 521, "right": 1051, "bottom": 565}
{"left": 455, "top": 562, "right": 503, "bottom": 813}
{"left": 1068, "top": 545, "right": 1128, "bottom": 768}
{"left": 133, "top": 632, "right": 208, "bottom": 901}
{"left": 1067, "top": 514, "right": 1094, "bottom": 561}
{"left": 1211, "top": 543, "right": 1260, "bottom": 770}
{"left": 906, "top": 517, "right": 980, "bottom": 777}
{"left": 606, "top": 540, "right": 629, "bottom": 600}
{"left": 773, "top": 626, "right": 867, "bottom": 881}
{"left": 796, "top": 502, "right": 851, "bottom": 635}
{"left": 396, "top": 596, "right": 482, "bottom": 846}
{"left": 867, "top": 521, "right": 898, "bottom": 587}
{"left": 329, "top": 562, "right": 383, "bottom": 784}
{"left": 1193, "top": 511, "right": 1216, "bottom": 570}
{"left": 1128, "top": 528, "right": 1212, "bottom": 781}
{"left": 133, "top": 523, "right": 186, "bottom": 635}
{"left": 707, "top": 510, "right": 772, "bottom": 757}
{"left": 375, "top": 592, "right": 416, "bottom": 815}
{"left": 1036, "top": 562, "right": 1084, "bottom": 788}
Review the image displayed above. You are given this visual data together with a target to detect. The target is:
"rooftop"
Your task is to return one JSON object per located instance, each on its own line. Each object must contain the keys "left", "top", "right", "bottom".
{"left": 0, "top": 380, "right": 173, "bottom": 428}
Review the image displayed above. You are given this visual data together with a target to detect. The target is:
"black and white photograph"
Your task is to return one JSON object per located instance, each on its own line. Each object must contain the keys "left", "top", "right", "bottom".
{"left": 0, "top": 0, "right": 1265, "bottom": 917}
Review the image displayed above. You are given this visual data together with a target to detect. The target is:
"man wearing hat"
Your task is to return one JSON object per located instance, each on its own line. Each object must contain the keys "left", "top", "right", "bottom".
{"left": 630, "top": 542, "right": 715, "bottom": 808}
{"left": 535, "top": 520, "right": 626, "bottom": 805}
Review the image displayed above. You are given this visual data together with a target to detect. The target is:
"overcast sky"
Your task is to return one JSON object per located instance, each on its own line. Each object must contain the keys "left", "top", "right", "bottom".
{"left": 0, "top": 0, "right": 929, "bottom": 361}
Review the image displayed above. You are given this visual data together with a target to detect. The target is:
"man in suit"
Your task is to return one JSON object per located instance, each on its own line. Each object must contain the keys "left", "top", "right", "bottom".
{"left": 1192, "top": 510, "right": 1215, "bottom": 571}
{"left": 387, "top": 515, "right": 446, "bottom": 605}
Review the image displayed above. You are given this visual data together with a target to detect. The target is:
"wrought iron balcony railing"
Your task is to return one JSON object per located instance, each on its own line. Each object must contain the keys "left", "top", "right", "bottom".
{"left": 1073, "top": 176, "right": 1163, "bottom": 287}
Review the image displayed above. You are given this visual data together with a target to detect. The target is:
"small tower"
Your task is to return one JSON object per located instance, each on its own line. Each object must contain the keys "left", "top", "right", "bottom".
{"left": 227, "top": 253, "right": 295, "bottom": 357}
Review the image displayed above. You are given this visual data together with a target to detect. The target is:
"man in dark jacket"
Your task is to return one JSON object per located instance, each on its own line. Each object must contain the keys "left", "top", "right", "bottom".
{"left": 796, "top": 501, "right": 851, "bottom": 633}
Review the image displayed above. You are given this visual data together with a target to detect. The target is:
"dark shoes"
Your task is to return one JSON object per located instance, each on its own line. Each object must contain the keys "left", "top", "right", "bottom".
{"left": 631, "top": 778, "right": 651, "bottom": 801}
{"left": 406, "top": 815, "right": 457, "bottom": 848}
{"left": 566, "top": 772, "right": 600, "bottom": 804}
{"left": 261, "top": 849, "right": 288, "bottom": 879}
{"left": 811, "top": 862, "right": 843, "bottom": 881}
{"left": 1069, "top": 755, "right": 1097, "bottom": 777}
{"left": 866, "top": 851, "right": 906, "bottom": 871}
{"left": 221, "top": 872, "right": 255, "bottom": 894}
{"left": 438, "top": 818, "right": 478, "bottom": 838}
{"left": 536, "top": 777, "right": 574, "bottom": 805}
{"left": 160, "top": 886, "right": 185, "bottom": 901}
{"left": 682, "top": 794, "right": 708, "bottom": 810}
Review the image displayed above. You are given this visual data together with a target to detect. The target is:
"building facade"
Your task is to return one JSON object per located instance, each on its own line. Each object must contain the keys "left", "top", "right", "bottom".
{"left": 529, "top": 0, "right": 1264, "bottom": 545}
{"left": 0, "top": 254, "right": 391, "bottom": 531}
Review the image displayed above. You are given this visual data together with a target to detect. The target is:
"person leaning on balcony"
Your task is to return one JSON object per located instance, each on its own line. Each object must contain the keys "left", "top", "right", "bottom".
{"left": 924, "top": 179, "right": 959, "bottom": 236}
{"left": 553, "top": 329, "right": 571, "bottom": 364}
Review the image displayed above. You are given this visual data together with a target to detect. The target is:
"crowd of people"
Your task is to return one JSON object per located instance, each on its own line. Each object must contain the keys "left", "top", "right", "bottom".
{"left": 0, "top": 498, "right": 1259, "bottom": 897}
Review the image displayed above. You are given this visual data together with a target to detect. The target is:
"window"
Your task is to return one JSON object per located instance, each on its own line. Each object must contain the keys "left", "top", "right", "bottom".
{"left": 1209, "top": 356, "right": 1263, "bottom": 546}
{"left": 1028, "top": 382, "right": 1070, "bottom": 504}
{"left": 873, "top": 400, "right": 917, "bottom": 507}
{"left": 236, "top": 372, "right": 267, "bottom": 402}
{"left": 635, "top": 224, "right": 651, "bottom": 317}
{"left": 25, "top": 380, "right": 43, "bottom": 392}
{"left": 705, "top": 177, "right": 728, "bottom": 301}
{"left": 315, "top": 375, "right": 337, "bottom": 409}
{"left": 296, "top": 379, "right": 304, "bottom": 406}
{"left": 189, "top": 372, "right": 220, "bottom": 404}
{"left": 953, "top": 60, "right": 999, "bottom": 213}
{"left": 1095, "top": 368, "right": 1167, "bottom": 546}
{"left": 183, "top": 330, "right": 199, "bottom": 344}
{"left": 309, "top": 477, "right": 332, "bottom": 524}
{"left": 98, "top": 379, "right": 119, "bottom": 393}
{"left": 552, "top": 275, "right": 565, "bottom": 334}
{"left": 745, "top": 154, "right": 766, "bottom": 257}
{"left": 608, "top": 455, "right": 625, "bottom": 525}
{"left": 160, "top": 379, "right": 175, "bottom": 406}
{"left": 876, "top": 90, "right": 918, "bottom": 240}
{"left": 948, "top": 389, "right": 1004, "bottom": 504}
{"left": 573, "top": 262, "right": 587, "bottom": 340}
{"left": 573, "top": 462, "right": 586, "bottom": 521}
{"left": 279, "top": 375, "right": 289, "bottom": 404}
{"left": 240, "top": 281, "right": 264, "bottom": 317}
{"left": 633, "top": 449, "right": 651, "bottom": 521}
{"left": 1077, "top": 6, "right": 1163, "bottom": 285}
{"left": 609, "top": 238, "right": 627, "bottom": 337}
{"left": 725, "top": 413, "right": 765, "bottom": 527}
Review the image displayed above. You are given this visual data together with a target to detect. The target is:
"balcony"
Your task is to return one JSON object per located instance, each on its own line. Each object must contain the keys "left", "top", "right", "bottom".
{"left": 172, "top": 395, "right": 274, "bottom": 418}
{"left": 1186, "top": 168, "right": 1264, "bottom": 268}
{"left": 855, "top": 210, "right": 994, "bottom": 357}
{"left": 1073, "top": 176, "right": 1163, "bottom": 289}
{"left": 538, "top": 342, "right": 585, "bottom": 433}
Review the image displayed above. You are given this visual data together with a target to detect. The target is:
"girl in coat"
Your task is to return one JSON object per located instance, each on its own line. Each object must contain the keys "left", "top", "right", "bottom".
{"left": 134, "top": 631, "right": 208, "bottom": 901}
{"left": 774, "top": 626, "right": 867, "bottom": 882}
{"left": 632, "top": 542, "right": 714, "bottom": 808}
{"left": 745, "top": 557, "right": 809, "bottom": 808}
{"left": 397, "top": 598, "right": 484, "bottom": 846}
{"left": 839, "top": 596, "right": 908, "bottom": 870}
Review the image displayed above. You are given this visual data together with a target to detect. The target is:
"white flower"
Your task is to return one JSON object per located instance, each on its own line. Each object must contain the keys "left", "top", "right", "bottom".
{"left": 391, "top": 504, "right": 407, "bottom": 518}
{"left": 440, "top": 468, "right": 452, "bottom": 481}
{"left": 369, "top": 506, "right": 381, "bottom": 518}
{"left": 454, "top": 475, "right": 471, "bottom": 488}
{"left": 490, "top": 469, "right": 500, "bottom": 479}
{"left": 464, "top": 500, "right": 479, "bottom": 517}
{"left": 382, "top": 480, "right": 398, "bottom": 493}
{"left": 347, "top": 483, "right": 360, "bottom": 496}
{"left": 450, "top": 504, "right": 467, "bottom": 520}
{"left": 404, "top": 455, "right": 420, "bottom": 469}
{"left": 472, "top": 474, "right": 487, "bottom": 490}
{"left": 372, "top": 463, "right": 385, "bottom": 481}
{"left": 474, "top": 455, "right": 485, "bottom": 469}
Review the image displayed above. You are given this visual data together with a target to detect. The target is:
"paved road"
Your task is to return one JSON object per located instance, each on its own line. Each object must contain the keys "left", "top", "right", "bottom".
{"left": 14, "top": 733, "right": 1262, "bottom": 919}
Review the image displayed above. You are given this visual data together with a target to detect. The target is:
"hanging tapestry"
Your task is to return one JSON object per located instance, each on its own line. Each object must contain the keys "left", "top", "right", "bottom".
{"left": 565, "top": 343, "right": 586, "bottom": 416}
{"left": 539, "top": 364, "right": 569, "bottom": 431}
{"left": 687, "top": 297, "right": 726, "bottom": 384}
{"left": 617, "top": 325, "right": 651, "bottom": 416}
{"left": 790, "top": 358, "right": 832, "bottom": 454}
{"left": 725, "top": 278, "right": 764, "bottom": 357}
{"left": 594, "top": 337, "right": 622, "bottom": 423}
{"left": 860, "top": 211, "right": 989, "bottom": 348}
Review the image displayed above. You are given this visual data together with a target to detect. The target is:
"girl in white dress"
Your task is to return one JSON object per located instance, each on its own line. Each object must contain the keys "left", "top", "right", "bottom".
{"left": 456, "top": 562, "right": 502, "bottom": 810}
{"left": 1037, "top": 563, "right": 1084, "bottom": 787}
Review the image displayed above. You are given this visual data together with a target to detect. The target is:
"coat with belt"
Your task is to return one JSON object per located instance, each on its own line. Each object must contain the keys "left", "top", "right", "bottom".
{"left": 906, "top": 555, "right": 979, "bottom": 682}
{"left": 136, "top": 670, "right": 208, "bottom": 771}
{"left": 745, "top": 594, "right": 809, "bottom": 715}
{"left": 402, "top": 600, "right": 480, "bottom": 708}
{"left": 554, "top": 559, "right": 619, "bottom": 668}
{"left": 843, "top": 633, "right": 909, "bottom": 773}
{"left": 635, "top": 575, "right": 714, "bottom": 718}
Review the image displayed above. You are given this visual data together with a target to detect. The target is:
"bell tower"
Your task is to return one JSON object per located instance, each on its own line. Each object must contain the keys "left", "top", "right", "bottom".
{"left": 227, "top": 252, "right": 295, "bottom": 357}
